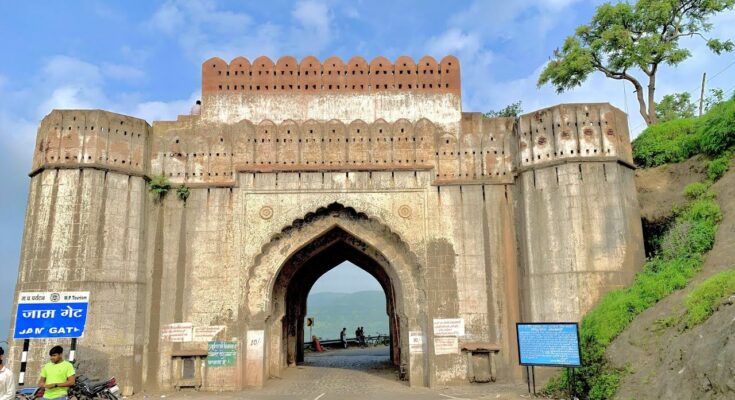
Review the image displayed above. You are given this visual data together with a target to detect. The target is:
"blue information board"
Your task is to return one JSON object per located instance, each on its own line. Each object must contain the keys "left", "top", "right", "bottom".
{"left": 516, "top": 323, "right": 581, "bottom": 367}
{"left": 14, "top": 292, "right": 90, "bottom": 339}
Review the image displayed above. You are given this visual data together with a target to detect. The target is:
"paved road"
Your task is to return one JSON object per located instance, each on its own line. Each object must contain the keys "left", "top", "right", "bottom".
{"left": 131, "top": 347, "right": 531, "bottom": 400}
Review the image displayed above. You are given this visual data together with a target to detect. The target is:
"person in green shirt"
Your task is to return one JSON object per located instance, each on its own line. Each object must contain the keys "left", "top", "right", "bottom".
{"left": 38, "top": 346, "right": 75, "bottom": 400}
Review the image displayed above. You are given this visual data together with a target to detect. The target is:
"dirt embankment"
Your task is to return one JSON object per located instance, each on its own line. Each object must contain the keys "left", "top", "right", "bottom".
{"left": 610, "top": 156, "right": 735, "bottom": 400}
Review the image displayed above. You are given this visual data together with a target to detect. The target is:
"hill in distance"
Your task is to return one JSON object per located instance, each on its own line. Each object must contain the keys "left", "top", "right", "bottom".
{"left": 304, "top": 290, "right": 388, "bottom": 341}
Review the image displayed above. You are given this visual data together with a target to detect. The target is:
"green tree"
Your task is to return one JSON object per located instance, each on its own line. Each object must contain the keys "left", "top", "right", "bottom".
{"left": 704, "top": 87, "right": 725, "bottom": 111}
{"left": 656, "top": 92, "right": 696, "bottom": 122}
{"left": 538, "top": 0, "right": 734, "bottom": 126}
{"left": 485, "top": 101, "right": 523, "bottom": 118}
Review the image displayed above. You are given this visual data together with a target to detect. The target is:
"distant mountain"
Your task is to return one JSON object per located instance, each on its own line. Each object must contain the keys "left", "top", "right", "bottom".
{"left": 304, "top": 290, "right": 388, "bottom": 341}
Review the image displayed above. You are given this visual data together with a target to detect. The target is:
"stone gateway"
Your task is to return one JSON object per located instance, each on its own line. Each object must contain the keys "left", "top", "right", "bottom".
{"left": 7, "top": 55, "right": 644, "bottom": 395}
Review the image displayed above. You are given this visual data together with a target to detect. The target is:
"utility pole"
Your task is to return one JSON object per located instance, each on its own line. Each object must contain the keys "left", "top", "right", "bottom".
{"left": 699, "top": 72, "right": 707, "bottom": 116}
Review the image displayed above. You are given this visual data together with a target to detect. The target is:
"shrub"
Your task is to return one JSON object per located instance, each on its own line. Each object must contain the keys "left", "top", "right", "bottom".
{"left": 148, "top": 175, "right": 171, "bottom": 202}
{"left": 697, "top": 96, "right": 735, "bottom": 157}
{"left": 685, "top": 270, "right": 735, "bottom": 327}
{"left": 706, "top": 153, "right": 731, "bottom": 181}
{"left": 632, "top": 118, "right": 699, "bottom": 167}
{"left": 678, "top": 198, "right": 723, "bottom": 226}
{"left": 683, "top": 182, "right": 709, "bottom": 200}
{"left": 659, "top": 220, "right": 717, "bottom": 260}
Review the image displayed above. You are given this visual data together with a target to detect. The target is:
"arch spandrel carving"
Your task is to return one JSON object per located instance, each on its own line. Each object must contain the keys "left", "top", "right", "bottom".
{"left": 244, "top": 203, "right": 427, "bottom": 322}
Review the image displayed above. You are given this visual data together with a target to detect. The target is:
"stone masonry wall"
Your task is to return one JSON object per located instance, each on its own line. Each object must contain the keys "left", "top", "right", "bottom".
{"left": 8, "top": 54, "right": 644, "bottom": 393}
{"left": 8, "top": 169, "right": 147, "bottom": 395}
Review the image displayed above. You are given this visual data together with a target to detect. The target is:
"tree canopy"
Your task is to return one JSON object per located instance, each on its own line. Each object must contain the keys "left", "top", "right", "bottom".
{"left": 538, "top": 0, "right": 734, "bottom": 125}
{"left": 485, "top": 101, "right": 523, "bottom": 118}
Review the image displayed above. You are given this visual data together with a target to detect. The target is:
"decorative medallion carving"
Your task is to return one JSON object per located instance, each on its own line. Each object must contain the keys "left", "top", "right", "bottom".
{"left": 398, "top": 205, "right": 412, "bottom": 219}
{"left": 259, "top": 206, "right": 274, "bottom": 220}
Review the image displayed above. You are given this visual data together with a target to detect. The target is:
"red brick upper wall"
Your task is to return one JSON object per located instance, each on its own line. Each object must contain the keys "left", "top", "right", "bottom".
{"left": 202, "top": 55, "right": 461, "bottom": 97}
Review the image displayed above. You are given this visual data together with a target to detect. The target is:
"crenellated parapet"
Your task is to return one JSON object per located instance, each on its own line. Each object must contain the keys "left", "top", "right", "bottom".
{"left": 200, "top": 55, "right": 463, "bottom": 128}
{"left": 149, "top": 115, "right": 515, "bottom": 186}
{"left": 29, "top": 104, "right": 634, "bottom": 187}
{"left": 202, "top": 55, "right": 460, "bottom": 95}
{"left": 31, "top": 109, "right": 151, "bottom": 177}
{"left": 517, "top": 103, "right": 633, "bottom": 170}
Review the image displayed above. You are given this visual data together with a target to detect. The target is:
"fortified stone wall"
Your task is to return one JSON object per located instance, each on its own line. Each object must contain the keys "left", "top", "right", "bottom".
{"left": 515, "top": 104, "right": 642, "bottom": 321}
{"left": 200, "top": 56, "right": 462, "bottom": 131}
{"left": 7, "top": 54, "right": 644, "bottom": 395}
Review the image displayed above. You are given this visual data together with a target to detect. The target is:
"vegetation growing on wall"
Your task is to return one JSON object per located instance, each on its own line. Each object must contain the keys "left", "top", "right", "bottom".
{"left": 176, "top": 184, "right": 191, "bottom": 203}
{"left": 544, "top": 177, "right": 724, "bottom": 399}
{"left": 148, "top": 175, "right": 171, "bottom": 202}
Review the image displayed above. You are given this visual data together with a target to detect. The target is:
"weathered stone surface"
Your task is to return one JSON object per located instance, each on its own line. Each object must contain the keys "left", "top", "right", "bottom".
{"left": 7, "top": 55, "right": 645, "bottom": 395}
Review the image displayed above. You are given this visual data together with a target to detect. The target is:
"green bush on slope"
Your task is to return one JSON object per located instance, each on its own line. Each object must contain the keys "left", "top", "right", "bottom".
{"left": 685, "top": 270, "right": 735, "bottom": 327}
{"left": 632, "top": 118, "right": 699, "bottom": 167}
{"left": 632, "top": 95, "right": 735, "bottom": 169}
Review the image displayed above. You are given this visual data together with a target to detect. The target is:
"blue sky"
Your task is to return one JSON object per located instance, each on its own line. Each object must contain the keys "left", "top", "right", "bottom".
{"left": 1, "top": 0, "right": 734, "bottom": 338}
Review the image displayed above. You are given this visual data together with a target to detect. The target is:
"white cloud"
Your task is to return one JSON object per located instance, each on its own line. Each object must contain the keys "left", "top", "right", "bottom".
{"left": 130, "top": 92, "right": 200, "bottom": 122}
{"left": 148, "top": 1, "right": 185, "bottom": 35}
{"left": 104, "top": 64, "right": 146, "bottom": 82}
{"left": 293, "top": 1, "right": 330, "bottom": 35}
{"left": 146, "top": 0, "right": 336, "bottom": 62}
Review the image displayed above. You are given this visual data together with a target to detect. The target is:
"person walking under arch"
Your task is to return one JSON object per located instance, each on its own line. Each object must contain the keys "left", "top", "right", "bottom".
{"left": 340, "top": 328, "right": 347, "bottom": 349}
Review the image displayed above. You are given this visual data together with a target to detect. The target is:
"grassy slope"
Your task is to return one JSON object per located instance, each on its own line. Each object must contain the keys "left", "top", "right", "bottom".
{"left": 609, "top": 159, "right": 735, "bottom": 399}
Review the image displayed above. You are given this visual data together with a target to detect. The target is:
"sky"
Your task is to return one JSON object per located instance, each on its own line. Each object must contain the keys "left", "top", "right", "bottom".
{"left": 310, "top": 261, "right": 381, "bottom": 294}
{"left": 0, "top": 0, "right": 734, "bottom": 337}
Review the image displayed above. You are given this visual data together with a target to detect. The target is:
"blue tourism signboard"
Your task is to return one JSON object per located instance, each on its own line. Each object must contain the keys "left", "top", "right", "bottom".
{"left": 516, "top": 322, "right": 581, "bottom": 367}
{"left": 13, "top": 292, "right": 90, "bottom": 339}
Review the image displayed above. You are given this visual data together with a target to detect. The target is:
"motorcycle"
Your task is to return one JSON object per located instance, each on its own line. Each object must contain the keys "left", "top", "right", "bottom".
{"left": 14, "top": 387, "right": 44, "bottom": 400}
{"left": 69, "top": 375, "right": 121, "bottom": 400}
{"left": 65, "top": 361, "right": 121, "bottom": 400}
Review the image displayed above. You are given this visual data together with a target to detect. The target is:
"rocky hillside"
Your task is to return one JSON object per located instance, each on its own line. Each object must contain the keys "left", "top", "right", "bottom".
{"left": 609, "top": 157, "right": 735, "bottom": 399}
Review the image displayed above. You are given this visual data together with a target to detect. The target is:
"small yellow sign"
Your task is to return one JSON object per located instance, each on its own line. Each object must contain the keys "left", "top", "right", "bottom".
{"left": 306, "top": 317, "right": 314, "bottom": 327}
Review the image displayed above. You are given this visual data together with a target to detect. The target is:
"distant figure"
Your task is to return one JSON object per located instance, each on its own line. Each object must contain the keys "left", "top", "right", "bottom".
{"left": 340, "top": 328, "right": 347, "bottom": 348}
{"left": 354, "top": 327, "right": 360, "bottom": 344}
{"left": 0, "top": 346, "right": 15, "bottom": 400}
{"left": 190, "top": 100, "right": 201, "bottom": 115}
{"left": 311, "top": 335, "right": 324, "bottom": 352}
{"left": 359, "top": 326, "right": 366, "bottom": 347}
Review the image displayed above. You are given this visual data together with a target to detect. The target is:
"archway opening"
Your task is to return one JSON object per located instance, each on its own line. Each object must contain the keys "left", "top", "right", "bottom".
{"left": 304, "top": 261, "right": 390, "bottom": 368}
{"left": 269, "top": 227, "right": 402, "bottom": 377}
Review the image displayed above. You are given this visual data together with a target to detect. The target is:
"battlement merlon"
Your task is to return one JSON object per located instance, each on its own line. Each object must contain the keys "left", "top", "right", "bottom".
{"left": 200, "top": 55, "right": 463, "bottom": 132}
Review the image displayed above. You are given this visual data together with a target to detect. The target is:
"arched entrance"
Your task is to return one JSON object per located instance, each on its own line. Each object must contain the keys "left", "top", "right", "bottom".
{"left": 243, "top": 203, "right": 429, "bottom": 388}
{"left": 275, "top": 227, "right": 400, "bottom": 367}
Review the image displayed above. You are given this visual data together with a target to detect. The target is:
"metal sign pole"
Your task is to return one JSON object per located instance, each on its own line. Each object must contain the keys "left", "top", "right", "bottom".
{"left": 18, "top": 339, "right": 30, "bottom": 386}
{"left": 531, "top": 366, "right": 536, "bottom": 395}
{"left": 69, "top": 338, "right": 77, "bottom": 362}
{"left": 526, "top": 365, "right": 531, "bottom": 394}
